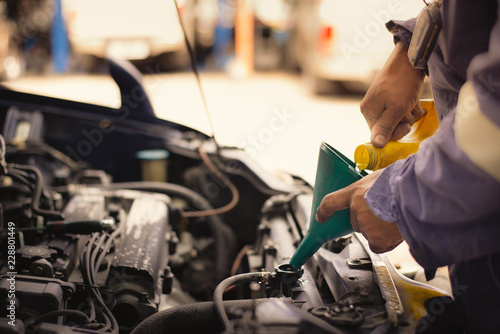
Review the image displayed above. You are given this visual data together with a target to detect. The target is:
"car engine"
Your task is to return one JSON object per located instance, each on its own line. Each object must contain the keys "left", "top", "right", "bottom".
{"left": 0, "top": 59, "right": 451, "bottom": 334}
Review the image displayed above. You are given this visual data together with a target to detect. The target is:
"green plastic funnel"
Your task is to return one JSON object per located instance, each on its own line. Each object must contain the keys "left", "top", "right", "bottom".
{"left": 289, "top": 142, "right": 366, "bottom": 269}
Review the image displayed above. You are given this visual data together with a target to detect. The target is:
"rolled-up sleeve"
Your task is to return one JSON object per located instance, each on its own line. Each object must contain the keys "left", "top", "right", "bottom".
{"left": 385, "top": 18, "right": 416, "bottom": 46}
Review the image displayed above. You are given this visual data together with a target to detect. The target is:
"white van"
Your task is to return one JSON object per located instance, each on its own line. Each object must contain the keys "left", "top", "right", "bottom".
{"left": 290, "top": 0, "right": 424, "bottom": 93}
{"left": 63, "top": 0, "right": 195, "bottom": 67}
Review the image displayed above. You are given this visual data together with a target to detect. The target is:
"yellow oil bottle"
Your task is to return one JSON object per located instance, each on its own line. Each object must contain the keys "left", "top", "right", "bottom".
{"left": 354, "top": 100, "right": 439, "bottom": 171}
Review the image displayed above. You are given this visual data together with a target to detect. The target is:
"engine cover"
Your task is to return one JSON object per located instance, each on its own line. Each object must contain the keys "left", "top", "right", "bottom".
{"left": 0, "top": 187, "right": 172, "bottom": 333}
{"left": 107, "top": 194, "right": 170, "bottom": 330}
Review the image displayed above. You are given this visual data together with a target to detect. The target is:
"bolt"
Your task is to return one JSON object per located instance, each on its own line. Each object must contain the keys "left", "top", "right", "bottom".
{"left": 63, "top": 287, "right": 73, "bottom": 298}
{"left": 32, "top": 265, "right": 45, "bottom": 276}
{"left": 358, "top": 291, "right": 370, "bottom": 300}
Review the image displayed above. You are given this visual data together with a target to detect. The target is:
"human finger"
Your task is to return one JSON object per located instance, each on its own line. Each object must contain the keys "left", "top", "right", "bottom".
{"left": 315, "top": 187, "right": 352, "bottom": 223}
{"left": 389, "top": 103, "right": 428, "bottom": 141}
{"left": 390, "top": 122, "right": 412, "bottom": 141}
{"left": 370, "top": 105, "right": 408, "bottom": 148}
{"left": 360, "top": 102, "right": 380, "bottom": 131}
{"left": 411, "top": 102, "right": 427, "bottom": 123}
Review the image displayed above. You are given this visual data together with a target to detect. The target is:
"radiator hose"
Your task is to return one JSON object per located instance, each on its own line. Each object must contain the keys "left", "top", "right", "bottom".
{"left": 130, "top": 300, "right": 263, "bottom": 334}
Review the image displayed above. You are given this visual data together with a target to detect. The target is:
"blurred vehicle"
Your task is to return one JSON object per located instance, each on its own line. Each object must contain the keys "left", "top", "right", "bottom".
{"left": 193, "top": 0, "right": 219, "bottom": 60}
{"left": 289, "top": 0, "right": 424, "bottom": 93}
{"left": 0, "top": 0, "right": 54, "bottom": 79}
{"left": 0, "top": 8, "right": 23, "bottom": 80}
{"left": 253, "top": 0, "right": 295, "bottom": 70}
{"left": 63, "top": 0, "right": 196, "bottom": 70}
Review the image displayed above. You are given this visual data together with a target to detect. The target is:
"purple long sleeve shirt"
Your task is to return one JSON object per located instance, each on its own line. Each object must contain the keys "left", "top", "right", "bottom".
{"left": 365, "top": 0, "right": 500, "bottom": 270}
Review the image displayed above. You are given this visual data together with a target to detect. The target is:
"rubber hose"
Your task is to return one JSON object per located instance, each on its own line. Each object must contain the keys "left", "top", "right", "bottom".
{"left": 98, "top": 181, "right": 236, "bottom": 283}
{"left": 213, "top": 272, "right": 271, "bottom": 333}
{"left": 131, "top": 300, "right": 264, "bottom": 334}
{"left": 9, "top": 164, "right": 63, "bottom": 220}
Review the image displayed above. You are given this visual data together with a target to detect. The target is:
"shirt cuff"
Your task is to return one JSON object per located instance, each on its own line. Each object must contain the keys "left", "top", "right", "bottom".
{"left": 364, "top": 160, "right": 438, "bottom": 270}
{"left": 385, "top": 18, "right": 417, "bottom": 46}
{"left": 364, "top": 161, "right": 405, "bottom": 223}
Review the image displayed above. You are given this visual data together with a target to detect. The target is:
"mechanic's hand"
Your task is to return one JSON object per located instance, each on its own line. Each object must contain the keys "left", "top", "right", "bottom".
{"left": 360, "top": 41, "right": 426, "bottom": 148}
{"left": 315, "top": 170, "right": 403, "bottom": 253}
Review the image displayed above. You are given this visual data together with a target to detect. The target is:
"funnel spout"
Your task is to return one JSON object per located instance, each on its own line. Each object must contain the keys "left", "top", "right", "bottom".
{"left": 289, "top": 142, "right": 366, "bottom": 269}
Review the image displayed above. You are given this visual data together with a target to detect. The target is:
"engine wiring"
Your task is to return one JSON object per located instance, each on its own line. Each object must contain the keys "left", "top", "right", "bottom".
{"left": 74, "top": 214, "right": 125, "bottom": 332}
{"left": 79, "top": 231, "right": 121, "bottom": 333}
{"left": 7, "top": 139, "right": 81, "bottom": 171}
{"left": 230, "top": 245, "right": 251, "bottom": 276}
{"left": 6, "top": 163, "right": 64, "bottom": 220}
{"left": 29, "top": 310, "right": 91, "bottom": 329}
{"left": 1, "top": 133, "right": 64, "bottom": 221}
{"left": 182, "top": 146, "right": 240, "bottom": 218}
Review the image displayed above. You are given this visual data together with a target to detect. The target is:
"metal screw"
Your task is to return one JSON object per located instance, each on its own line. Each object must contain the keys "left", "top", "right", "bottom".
{"left": 358, "top": 290, "right": 370, "bottom": 300}
{"left": 32, "top": 265, "right": 45, "bottom": 276}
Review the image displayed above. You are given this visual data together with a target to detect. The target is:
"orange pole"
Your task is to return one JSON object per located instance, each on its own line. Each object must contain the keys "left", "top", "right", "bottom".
{"left": 235, "top": 0, "right": 254, "bottom": 76}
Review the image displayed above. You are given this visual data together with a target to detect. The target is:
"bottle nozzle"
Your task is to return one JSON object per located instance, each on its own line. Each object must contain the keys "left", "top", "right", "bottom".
{"left": 354, "top": 144, "right": 379, "bottom": 171}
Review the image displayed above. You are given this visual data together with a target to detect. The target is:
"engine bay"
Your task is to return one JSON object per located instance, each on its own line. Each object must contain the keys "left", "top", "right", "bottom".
{"left": 0, "top": 59, "right": 451, "bottom": 334}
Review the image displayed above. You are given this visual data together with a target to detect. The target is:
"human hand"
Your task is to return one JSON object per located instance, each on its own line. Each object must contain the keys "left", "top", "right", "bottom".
{"left": 360, "top": 41, "right": 426, "bottom": 148}
{"left": 315, "top": 170, "right": 403, "bottom": 253}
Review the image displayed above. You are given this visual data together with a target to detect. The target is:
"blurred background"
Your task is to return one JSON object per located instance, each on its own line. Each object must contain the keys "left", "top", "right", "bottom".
{"left": 0, "top": 0, "right": 426, "bottom": 183}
